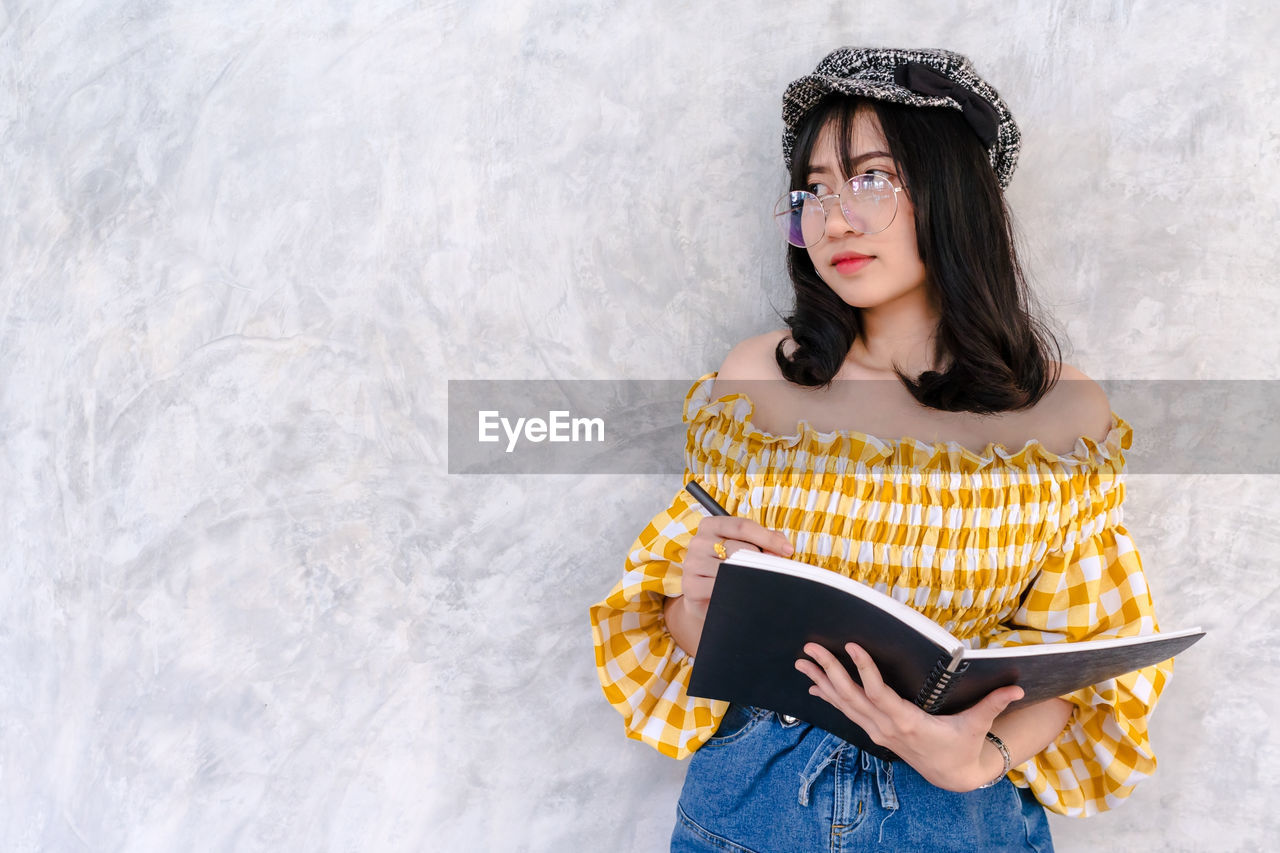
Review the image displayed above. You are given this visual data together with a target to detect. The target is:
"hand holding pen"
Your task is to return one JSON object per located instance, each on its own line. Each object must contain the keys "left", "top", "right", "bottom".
{"left": 679, "top": 480, "right": 795, "bottom": 616}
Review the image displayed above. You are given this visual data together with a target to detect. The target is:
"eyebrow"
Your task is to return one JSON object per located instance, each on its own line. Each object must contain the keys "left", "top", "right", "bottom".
{"left": 807, "top": 150, "right": 894, "bottom": 175}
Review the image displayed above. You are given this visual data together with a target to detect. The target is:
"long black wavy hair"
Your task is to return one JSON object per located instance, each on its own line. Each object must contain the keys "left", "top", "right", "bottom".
{"left": 775, "top": 94, "right": 1064, "bottom": 414}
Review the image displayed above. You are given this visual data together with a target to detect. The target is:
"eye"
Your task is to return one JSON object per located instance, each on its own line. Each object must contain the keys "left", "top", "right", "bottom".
{"left": 806, "top": 182, "right": 833, "bottom": 196}
{"left": 866, "top": 168, "right": 894, "bottom": 180}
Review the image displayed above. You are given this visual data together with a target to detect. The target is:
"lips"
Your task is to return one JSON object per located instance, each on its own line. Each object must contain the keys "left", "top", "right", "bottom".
{"left": 831, "top": 251, "right": 874, "bottom": 274}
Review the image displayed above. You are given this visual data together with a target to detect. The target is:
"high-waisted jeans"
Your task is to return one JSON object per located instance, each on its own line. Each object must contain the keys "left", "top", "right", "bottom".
{"left": 671, "top": 703, "right": 1054, "bottom": 853}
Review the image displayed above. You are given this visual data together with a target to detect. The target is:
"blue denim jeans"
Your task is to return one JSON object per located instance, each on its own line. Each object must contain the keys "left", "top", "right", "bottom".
{"left": 671, "top": 704, "right": 1054, "bottom": 853}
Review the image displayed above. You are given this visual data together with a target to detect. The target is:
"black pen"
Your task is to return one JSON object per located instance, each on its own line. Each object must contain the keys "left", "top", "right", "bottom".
{"left": 685, "top": 480, "right": 729, "bottom": 516}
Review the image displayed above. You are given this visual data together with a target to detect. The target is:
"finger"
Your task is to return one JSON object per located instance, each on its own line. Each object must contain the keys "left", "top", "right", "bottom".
{"left": 794, "top": 658, "right": 865, "bottom": 720}
{"left": 838, "top": 645, "right": 930, "bottom": 743}
{"left": 695, "top": 534, "right": 761, "bottom": 566}
{"left": 968, "top": 685, "right": 1025, "bottom": 726}
{"left": 807, "top": 677, "right": 840, "bottom": 708}
{"left": 705, "top": 517, "right": 793, "bottom": 556}
{"left": 795, "top": 652, "right": 880, "bottom": 730}
{"left": 843, "top": 643, "right": 903, "bottom": 709}
{"left": 720, "top": 538, "right": 767, "bottom": 559}
{"left": 693, "top": 527, "right": 736, "bottom": 556}
{"left": 794, "top": 658, "right": 839, "bottom": 698}
{"left": 800, "top": 644, "right": 877, "bottom": 712}
{"left": 682, "top": 551, "right": 720, "bottom": 579}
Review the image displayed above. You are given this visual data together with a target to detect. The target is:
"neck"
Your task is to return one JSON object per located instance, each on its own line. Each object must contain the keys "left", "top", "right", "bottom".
{"left": 844, "top": 297, "right": 943, "bottom": 378}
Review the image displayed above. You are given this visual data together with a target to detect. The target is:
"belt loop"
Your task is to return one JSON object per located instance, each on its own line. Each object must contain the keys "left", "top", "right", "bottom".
{"left": 874, "top": 758, "right": 898, "bottom": 810}
{"left": 874, "top": 757, "right": 899, "bottom": 842}
{"left": 796, "top": 732, "right": 844, "bottom": 807}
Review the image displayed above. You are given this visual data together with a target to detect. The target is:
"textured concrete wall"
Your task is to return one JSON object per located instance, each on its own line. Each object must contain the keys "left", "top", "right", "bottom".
{"left": 2, "top": 1, "right": 1277, "bottom": 851}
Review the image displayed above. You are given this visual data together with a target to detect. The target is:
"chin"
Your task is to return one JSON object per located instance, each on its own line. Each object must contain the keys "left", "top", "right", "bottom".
{"left": 821, "top": 274, "right": 926, "bottom": 310}
{"left": 822, "top": 278, "right": 888, "bottom": 307}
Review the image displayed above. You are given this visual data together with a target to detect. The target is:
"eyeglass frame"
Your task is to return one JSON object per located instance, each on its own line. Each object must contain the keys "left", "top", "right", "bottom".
{"left": 773, "top": 172, "right": 908, "bottom": 248}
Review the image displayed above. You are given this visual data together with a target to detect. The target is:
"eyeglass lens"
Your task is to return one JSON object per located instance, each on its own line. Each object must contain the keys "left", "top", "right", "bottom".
{"left": 772, "top": 174, "right": 898, "bottom": 248}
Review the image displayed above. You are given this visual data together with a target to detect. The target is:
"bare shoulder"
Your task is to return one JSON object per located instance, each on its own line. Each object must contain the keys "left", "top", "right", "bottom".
{"left": 708, "top": 331, "right": 800, "bottom": 433}
{"left": 1039, "top": 362, "right": 1114, "bottom": 446}
{"left": 714, "top": 329, "right": 792, "bottom": 383}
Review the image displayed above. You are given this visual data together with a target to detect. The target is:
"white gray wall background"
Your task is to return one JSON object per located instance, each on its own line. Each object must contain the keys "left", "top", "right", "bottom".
{"left": 2, "top": 1, "right": 1276, "bottom": 851}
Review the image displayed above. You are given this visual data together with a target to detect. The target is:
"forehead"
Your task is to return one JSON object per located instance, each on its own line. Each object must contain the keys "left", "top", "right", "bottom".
{"left": 808, "top": 108, "right": 891, "bottom": 172}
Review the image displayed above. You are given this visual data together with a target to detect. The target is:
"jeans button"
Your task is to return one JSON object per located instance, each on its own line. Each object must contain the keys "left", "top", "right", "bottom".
{"left": 779, "top": 714, "right": 799, "bottom": 726}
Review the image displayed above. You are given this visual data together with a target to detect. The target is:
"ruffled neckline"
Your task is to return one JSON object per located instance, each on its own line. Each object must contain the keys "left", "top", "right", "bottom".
{"left": 683, "top": 371, "right": 1131, "bottom": 474}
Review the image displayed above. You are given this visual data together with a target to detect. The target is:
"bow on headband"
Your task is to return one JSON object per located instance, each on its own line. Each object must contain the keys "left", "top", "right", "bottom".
{"left": 893, "top": 61, "right": 1000, "bottom": 149}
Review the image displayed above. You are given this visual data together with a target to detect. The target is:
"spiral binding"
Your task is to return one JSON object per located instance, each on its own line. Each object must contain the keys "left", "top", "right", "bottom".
{"left": 917, "top": 657, "right": 971, "bottom": 712}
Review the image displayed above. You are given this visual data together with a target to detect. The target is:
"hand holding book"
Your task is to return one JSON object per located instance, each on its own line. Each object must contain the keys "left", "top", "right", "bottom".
{"left": 797, "top": 639, "right": 1045, "bottom": 792}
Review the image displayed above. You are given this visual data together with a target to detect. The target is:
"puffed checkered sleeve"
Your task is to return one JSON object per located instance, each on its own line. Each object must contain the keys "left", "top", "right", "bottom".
{"left": 588, "top": 481, "right": 732, "bottom": 759}
{"left": 984, "top": 461, "right": 1172, "bottom": 817}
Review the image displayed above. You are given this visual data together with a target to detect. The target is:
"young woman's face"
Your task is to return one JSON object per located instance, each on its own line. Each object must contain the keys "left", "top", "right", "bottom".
{"left": 802, "top": 109, "right": 929, "bottom": 312}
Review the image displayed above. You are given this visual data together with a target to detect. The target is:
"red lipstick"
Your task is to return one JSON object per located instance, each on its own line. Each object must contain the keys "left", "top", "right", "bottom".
{"left": 831, "top": 251, "right": 873, "bottom": 275}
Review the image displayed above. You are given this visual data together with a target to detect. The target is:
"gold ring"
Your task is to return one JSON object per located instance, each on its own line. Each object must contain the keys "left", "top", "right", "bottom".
{"left": 713, "top": 539, "right": 728, "bottom": 560}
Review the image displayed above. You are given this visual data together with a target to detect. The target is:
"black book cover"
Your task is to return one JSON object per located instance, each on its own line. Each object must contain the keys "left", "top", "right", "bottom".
{"left": 929, "top": 632, "right": 1204, "bottom": 715}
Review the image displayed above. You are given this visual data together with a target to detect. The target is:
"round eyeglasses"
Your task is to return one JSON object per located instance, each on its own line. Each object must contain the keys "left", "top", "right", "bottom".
{"left": 772, "top": 173, "right": 905, "bottom": 249}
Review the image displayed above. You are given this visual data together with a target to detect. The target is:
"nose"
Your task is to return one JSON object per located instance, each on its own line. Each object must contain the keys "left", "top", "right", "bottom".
{"left": 820, "top": 195, "right": 862, "bottom": 239}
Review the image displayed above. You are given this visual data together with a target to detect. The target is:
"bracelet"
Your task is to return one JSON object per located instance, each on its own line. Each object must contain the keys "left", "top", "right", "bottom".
{"left": 977, "top": 732, "right": 1011, "bottom": 789}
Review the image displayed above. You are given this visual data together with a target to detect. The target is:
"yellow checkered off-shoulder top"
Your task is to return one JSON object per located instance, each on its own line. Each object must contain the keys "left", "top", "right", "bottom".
{"left": 589, "top": 372, "right": 1171, "bottom": 818}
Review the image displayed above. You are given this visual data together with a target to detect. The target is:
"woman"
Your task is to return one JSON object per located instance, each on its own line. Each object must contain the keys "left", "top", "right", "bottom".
{"left": 589, "top": 47, "right": 1170, "bottom": 852}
